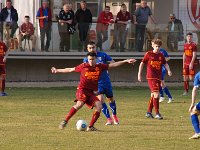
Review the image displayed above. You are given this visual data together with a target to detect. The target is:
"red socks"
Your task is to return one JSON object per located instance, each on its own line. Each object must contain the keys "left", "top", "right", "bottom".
{"left": 184, "top": 81, "right": 189, "bottom": 93}
{"left": 153, "top": 97, "right": 159, "bottom": 114}
{"left": 65, "top": 107, "right": 77, "bottom": 122}
{"left": 89, "top": 111, "right": 100, "bottom": 127}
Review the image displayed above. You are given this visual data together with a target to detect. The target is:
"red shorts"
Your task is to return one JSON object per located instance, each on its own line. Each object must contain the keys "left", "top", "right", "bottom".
{"left": 147, "top": 79, "right": 161, "bottom": 92}
{"left": 0, "top": 64, "right": 6, "bottom": 75}
{"left": 183, "top": 64, "right": 196, "bottom": 76}
{"left": 75, "top": 88, "right": 100, "bottom": 109}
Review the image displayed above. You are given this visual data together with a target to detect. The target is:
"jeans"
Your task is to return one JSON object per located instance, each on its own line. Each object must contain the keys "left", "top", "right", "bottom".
{"left": 40, "top": 24, "right": 52, "bottom": 51}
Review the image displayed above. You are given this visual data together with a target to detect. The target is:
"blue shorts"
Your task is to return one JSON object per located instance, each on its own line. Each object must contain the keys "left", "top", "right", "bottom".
{"left": 161, "top": 67, "right": 166, "bottom": 80}
{"left": 98, "top": 83, "right": 113, "bottom": 98}
{"left": 196, "top": 102, "right": 200, "bottom": 111}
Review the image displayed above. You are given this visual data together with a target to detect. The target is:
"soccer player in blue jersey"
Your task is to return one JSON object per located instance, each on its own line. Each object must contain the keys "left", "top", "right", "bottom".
{"left": 188, "top": 71, "right": 200, "bottom": 139}
{"left": 83, "top": 41, "right": 119, "bottom": 125}
{"left": 151, "top": 41, "right": 173, "bottom": 103}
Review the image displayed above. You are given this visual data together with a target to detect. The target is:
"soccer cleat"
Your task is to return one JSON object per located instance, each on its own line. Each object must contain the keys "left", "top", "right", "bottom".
{"left": 189, "top": 133, "right": 200, "bottom": 139}
{"left": 86, "top": 126, "right": 98, "bottom": 131}
{"left": 105, "top": 118, "right": 113, "bottom": 125}
{"left": 159, "top": 97, "right": 165, "bottom": 103}
{"left": 167, "top": 98, "right": 173, "bottom": 103}
{"left": 155, "top": 113, "right": 163, "bottom": 120}
{"left": 145, "top": 112, "right": 154, "bottom": 118}
{"left": 0, "top": 92, "right": 7, "bottom": 96}
{"left": 182, "top": 91, "right": 188, "bottom": 96}
{"left": 112, "top": 115, "right": 119, "bottom": 125}
{"left": 59, "top": 120, "right": 67, "bottom": 130}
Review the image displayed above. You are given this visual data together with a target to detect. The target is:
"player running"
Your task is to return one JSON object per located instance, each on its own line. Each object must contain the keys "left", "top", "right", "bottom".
{"left": 84, "top": 41, "right": 120, "bottom": 125}
{"left": 158, "top": 47, "right": 173, "bottom": 103}
{"left": 138, "top": 39, "right": 172, "bottom": 119}
{"left": 183, "top": 32, "right": 198, "bottom": 95}
{"left": 0, "top": 39, "right": 8, "bottom": 96}
{"left": 188, "top": 71, "right": 200, "bottom": 139}
{"left": 51, "top": 52, "right": 136, "bottom": 131}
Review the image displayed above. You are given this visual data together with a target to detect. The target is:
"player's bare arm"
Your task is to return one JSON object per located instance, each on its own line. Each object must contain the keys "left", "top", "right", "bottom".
{"left": 189, "top": 51, "right": 197, "bottom": 70}
{"left": 164, "top": 63, "right": 172, "bottom": 76}
{"left": 108, "top": 59, "right": 136, "bottom": 68}
{"left": 183, "top": 53, "right": 186, "bottom": 68}
{"left": 189, "top": 86, "right": 198, "bottom": 112}
{"left": 51, "top": 67, "right": 75, "bottom": 74}
{"left": 3, "top": 50, "right": 8, "bottom": 63}
{"left": 138, "top": 62, "right": 144, "bottom": 82}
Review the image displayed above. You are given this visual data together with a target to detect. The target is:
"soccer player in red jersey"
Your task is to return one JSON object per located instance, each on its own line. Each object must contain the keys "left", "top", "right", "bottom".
{"left": 0, "top": 40, "right": 8, "bottom": 96}
{"left": 182, "top": 32, "right": 198, "bottom": 95}
{"left": 138, "top": 39, "right": 172, "bottom": 119}
{"left": 51, "top": 52, "right": 136, "bottom": 131}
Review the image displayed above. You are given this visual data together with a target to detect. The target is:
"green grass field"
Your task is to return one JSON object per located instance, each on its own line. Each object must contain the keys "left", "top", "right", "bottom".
{"left": 0, "top": 87, "right": 199, "bottom": 150}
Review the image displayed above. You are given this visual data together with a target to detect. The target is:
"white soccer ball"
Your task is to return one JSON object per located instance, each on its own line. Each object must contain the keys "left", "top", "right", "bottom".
{"left": 76, "top": 120, "right": 88, "bottom": 131}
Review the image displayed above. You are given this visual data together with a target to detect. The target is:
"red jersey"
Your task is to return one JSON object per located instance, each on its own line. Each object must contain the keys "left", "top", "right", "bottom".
{"left": 142, "top": 51, "right": 166, "bottom": 80}
{"left": 20, "top": 22, "right": 35, "bottom": 36}
{"left": 96, "top": 11, "right": 114, "bottom": 32}
{"left": 184, "top": 42, "right": 197, "bottom": 65}
{"left": 75, "top": 63, "right": 108, "bottom": 91}
{"left": 0, "top": 41, "right": 8, "bottom": 64}
{"left": 116, "top": 11, "right": 131, "bottom": 22}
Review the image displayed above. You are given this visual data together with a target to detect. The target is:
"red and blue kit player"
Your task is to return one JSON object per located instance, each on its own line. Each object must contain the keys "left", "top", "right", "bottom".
{"left": 84, "top": 41, "right": 120, "bottom": 125}
{"left": 138, "top": 39, "right": 172, "bottom": 119}
{"left": 188, "top": 71, "right": 200, "bottom": 139}
{"left": 51, "top": 52, "right": 135, "bottom": 131}
{"left": 183, "top": 32, "right": 198, "bottom": 95}
{"left": 0, "top": 41, "right": 8, "bottom": 96}
{"left": 158, "top": 48, "right": 173, "bottom": 103}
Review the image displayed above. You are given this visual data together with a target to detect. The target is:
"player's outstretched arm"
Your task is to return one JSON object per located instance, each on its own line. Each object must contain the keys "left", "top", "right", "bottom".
{"left": 51, "top": 67, "right": 75, "bottom": 74}
{"left": 189, "top": 86, "right": 198, "bottom": 112}
{"left": 138, "top": 62, "right": 144, "bottom": 82}
{"left": 108, "top": 59, "right": 136, "bottom": 68}
{"left": 164, "top": 63, "right": 172, "bottom": 76}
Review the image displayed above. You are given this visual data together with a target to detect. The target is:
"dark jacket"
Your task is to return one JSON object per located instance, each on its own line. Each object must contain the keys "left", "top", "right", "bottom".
{"left": 166, "top": 19, "right": 183, "bottom": 39}
{"left": 75, "top": 8, "right": 92, "bottom": 24}
{"left": 1, "top": 6, "right": 18, "bottom": 22}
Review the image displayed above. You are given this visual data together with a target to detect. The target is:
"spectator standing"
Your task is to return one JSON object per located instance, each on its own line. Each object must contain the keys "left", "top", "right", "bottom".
{"left": 96, "top": 6, "right": 114, "bottom": 51}
{"left": 36, "top": 0, "right": 52, "bottom": 52}
{"left": 115, "top": 4, "right": 131, "bottom": 52}
{"left": 166, "top": 13, "right": 183, "bottom": 51}
{"left": 133, "top": 0, "right": 156, "bottom": 52}
{"left": 0, "top": 0, "right": 18, "bottom": 41}
{"left": 18, "top": 16, "right": 36, "bottom": 52}
{"left": 58, "top": 3, "right": 74, "bottom": 52}
{"left": 75, "top": 0, "right": 92, "bottom": 51}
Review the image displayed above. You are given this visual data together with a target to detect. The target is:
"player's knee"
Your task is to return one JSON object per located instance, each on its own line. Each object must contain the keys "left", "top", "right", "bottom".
{"left": 95, "top": 101, "right": 102, "bottom": 112}
{"left": 106, "top": 97, "right": 114, "bottom": 103}
{"left": 74, "top": 101, "right": 84, "bottom": 110}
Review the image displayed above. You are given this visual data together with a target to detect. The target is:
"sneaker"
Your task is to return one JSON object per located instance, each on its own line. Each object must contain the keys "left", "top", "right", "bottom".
{"left": 167, "top": 98, "right": 173, "bottom": 103}
{"left": 145, "top": 112, "right": 154, "bottom": 118}
{"left": 112, "top": 115, "right": 119, "bottom": 125}
{"left": 105, "top": 118, "right": 113, "bottom": 125}
{"left": 0, "top": 92, "right": 7, "bottom": 96}
{"left": 86, "top": 126, "right": 98, "bottom": 131}
{"left": 182, "top": 91, "right": 188, "bottom": 96}
{"left": 155, "top": 113, "right": 163, "bottom": 120}
{"left": 159, "top": 97, "right": 165, "bottom": 103}
{"left": 189, "top": 133, "right": 200, "bottom": 139}
{"left": 59, "top": 120, "right": 67, "bottom": 130}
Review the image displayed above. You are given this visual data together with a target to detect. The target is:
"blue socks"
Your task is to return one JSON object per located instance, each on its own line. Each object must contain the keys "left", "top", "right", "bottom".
{"left": 163, "top": 87, "right": 172, "bottom": 99}
{"left": 102, "top": 103, "right": 111, "bottom": 119}
{"left": 160, "top": 88, "right": 164, "bottom": 97}
{"left": 109, "top": 101, "right": 117, "bottom": 115}
{"left": 191, "top": 114, "right": 200, "bottom": 133}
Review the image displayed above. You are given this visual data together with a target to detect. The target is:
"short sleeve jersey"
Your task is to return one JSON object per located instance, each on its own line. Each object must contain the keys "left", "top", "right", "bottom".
{"left": 58, "top": 10, "right": 74, "bottom": 22}
{"left": 116, "top": 11, "right": 131, "bottom": 22}
{"left": 184, "top": 42, "right": 197, "bottom": 65}
{"left": 75, "top": 63, "right": 108, "bottom": 91}
{"left": 194, "top": 71, "right": 200, "bottom": 87}
{"left": 83, "top": 51, "right": 112, "bottom": 85}
{"left": 135, "top": 6, "right": 152, "bottom": 25}
{"left": 142, "top": 51, "right": 166, "bottom": 80}
{"left": 0, "top": 42, "right": 8, "bottom": 64}
{"left": 159, "top": 48, "right": 169, "bottom": 71}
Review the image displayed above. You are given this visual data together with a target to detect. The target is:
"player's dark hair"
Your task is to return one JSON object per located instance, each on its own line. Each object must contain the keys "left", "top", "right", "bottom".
{"left": 187, "top": 32, "right": 193, "bottom": 36}
{"left": 121, "top": 4, "right": 126, "bottom": 7}
{"left": 105, "top": 6, "right": 110, "bottom": 9}
{"left": 25, "top": 16, "right": 30, "bottom": 19}
{"left": 87, "top": 51, "right": 97, "bottom": 57}
{"left": 151, "top": 39, "right": 162, "bottom": 46}
{"left": 87, "top": 41, "right": 96, "bottom": 46}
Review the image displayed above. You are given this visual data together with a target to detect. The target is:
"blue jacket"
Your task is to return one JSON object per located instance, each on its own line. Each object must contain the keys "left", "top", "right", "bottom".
{"left": 0, "top": 6, "right": 18, "bottom": 22}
